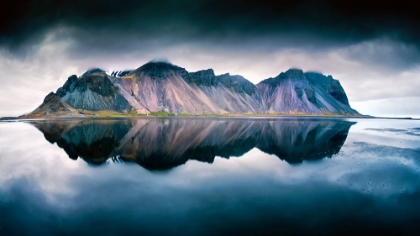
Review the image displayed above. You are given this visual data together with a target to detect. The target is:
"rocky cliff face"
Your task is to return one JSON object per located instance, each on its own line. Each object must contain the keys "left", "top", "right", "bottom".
{"left": 257, "top": 69, "right": 358, "bottom": 115}
{"left": 305, "top": 72, "right": 350, "bottom": 106}
{"left": 185, "top": 69, "right": 265, "bottom": 113}
{"left": 56, "top": 71, "right": 132, "bottom": 112}
{"left": 112, "top": 62, "right": 213, "bottom": 114}
{"left": 26, "top": 61, "right": 360, "bottom": 116}
{"left": 21, "top": 92, "right": 83, "bottom": 118}
{"left": 113, "top": 62, "right": 264, "bottom": 114}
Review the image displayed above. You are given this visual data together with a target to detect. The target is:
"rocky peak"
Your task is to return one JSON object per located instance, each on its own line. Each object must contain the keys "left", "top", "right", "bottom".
{"left": 56, "top": 72, "right": 117, "bottom": 97}
{"left": 21, "top": 91, "right": 82, "bottom": 118}
{"left": 82, "top": 68, "right": 106, "bottom": 76}
{"left": 259, "top": 68, "right": 307, "bottom": 88}
{"left": 280, "top": 68, "right": 305, "bottom": 79}
{"left": 133, "top": 61, "right": 187, "bottom": 79}
{"left": 216, "top": 73, "right": 258, "bottom": 95}
{"left": 305, "top": 72, "right": 350, "bottom": 106}
{"left": 56, "top": 75, "right": 78, "bottom": 97}
{"left": 77, "top": 71, "right": 124, "bottom": 97}
{"left": 285, "top": 68, "right": 304, "bottom": 74}
{"left": 43, "top": 92, "right": 57, "bottom": 103}
{"left": 185, "top": 69, "right": 216, "bottom": 86}
{"left": 194, "top": 69, "right": 215, "bottom": 78}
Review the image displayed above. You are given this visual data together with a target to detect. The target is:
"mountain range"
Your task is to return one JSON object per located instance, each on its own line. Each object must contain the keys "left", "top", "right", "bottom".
{"left": 23, "top": 61, "right": 360, "bottom": 117}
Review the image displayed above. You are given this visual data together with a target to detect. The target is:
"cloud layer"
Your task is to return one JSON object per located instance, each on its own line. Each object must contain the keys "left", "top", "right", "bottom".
{"left": 2, "top": 0, "right": 420, "bottom": 51}
{"left": 1, "top": 0, "right": 419, "bottom": 117}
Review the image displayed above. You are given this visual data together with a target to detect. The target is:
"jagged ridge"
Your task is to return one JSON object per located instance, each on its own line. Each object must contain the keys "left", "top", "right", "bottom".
{"left": 257, "top": 69, "right": 358, "bottom": 115}
{"left": 26, "top": 61, "right": 360, "bottom": 116}
{"left": 56, "top": 70, "right": 132, "bottom": 112}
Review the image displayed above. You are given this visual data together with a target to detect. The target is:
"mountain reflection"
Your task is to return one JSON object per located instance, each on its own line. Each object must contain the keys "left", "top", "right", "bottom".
{"left": 30, "top": 118, "right": 355, "bottom": 170}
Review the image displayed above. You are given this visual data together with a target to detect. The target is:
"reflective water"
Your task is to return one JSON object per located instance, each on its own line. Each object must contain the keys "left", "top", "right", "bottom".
{"left": 0, "top": 117, "right": 419, "bottom": 235}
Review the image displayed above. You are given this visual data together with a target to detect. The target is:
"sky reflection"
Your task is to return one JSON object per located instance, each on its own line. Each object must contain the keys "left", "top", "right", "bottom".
{"left": 0, "top": 118, "right": 419, "bottom": 235}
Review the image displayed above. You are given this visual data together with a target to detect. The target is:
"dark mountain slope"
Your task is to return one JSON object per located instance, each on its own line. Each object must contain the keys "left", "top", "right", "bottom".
{"left": 56, "top": 72, "right": 132, "bottom": 112}
{"left": 305, "top": 72, "right": 350, "bottom": 106}
{"left": 257, "top": 69, "right": 358, "bottom": 115}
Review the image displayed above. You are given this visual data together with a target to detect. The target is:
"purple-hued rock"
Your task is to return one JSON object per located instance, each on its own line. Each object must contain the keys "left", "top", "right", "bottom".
{"left": 28, "top": 61, "right": 360, "bottom": 116}
{"left": 257, "top": 69, "right": 359, "bottom": 115}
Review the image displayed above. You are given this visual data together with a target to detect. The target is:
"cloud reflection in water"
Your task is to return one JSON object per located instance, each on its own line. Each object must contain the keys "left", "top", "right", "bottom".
{"left": 0, "top": 118, "right": 419, "bottom": 235}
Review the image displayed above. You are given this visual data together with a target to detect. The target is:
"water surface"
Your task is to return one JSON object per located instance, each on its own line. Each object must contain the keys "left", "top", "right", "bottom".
{"left": 0, "top": 117, "right": 419, "bottom": 235}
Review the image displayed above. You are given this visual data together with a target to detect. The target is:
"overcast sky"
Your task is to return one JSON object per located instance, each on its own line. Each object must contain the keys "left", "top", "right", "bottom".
{"left": 1, "top": 0, "right": 420, "bottom": 117}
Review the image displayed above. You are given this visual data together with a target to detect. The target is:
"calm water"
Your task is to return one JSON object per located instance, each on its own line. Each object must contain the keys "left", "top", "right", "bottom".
{"left": 0, "top": 117, "right": 419, "bottom": 235}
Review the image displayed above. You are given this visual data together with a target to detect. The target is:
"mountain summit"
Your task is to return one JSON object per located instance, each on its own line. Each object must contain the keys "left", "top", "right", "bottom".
{"left": 23, "top": 61, "right": 360, "bottom": 117}
{"left": 257, "top": 69, "right": 357, "bottom": 115}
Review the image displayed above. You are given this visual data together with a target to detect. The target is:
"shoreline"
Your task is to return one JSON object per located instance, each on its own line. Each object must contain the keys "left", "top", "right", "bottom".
{"left": 1, "top": 114, "right": 418, "bottom": 121}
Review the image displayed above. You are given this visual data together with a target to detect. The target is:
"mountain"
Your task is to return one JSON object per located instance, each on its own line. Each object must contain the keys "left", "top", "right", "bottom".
{"left": 256, "top": 69, "right": 358, "bottom": 115}
{"left": 56, "top": 70, "right": 132, "bottom": 112}
{"left": 30, "top": 118, "right": 355, "bottom": 169}
{"left": 112, "top": 62, "right": 212, "bottom": 114}
{"left": 184, "top": 70, "right": 265, "bottom": 113}
{"left": 24, "top": 61, "right": 360, "bottom": 117}
{"left": 21, "top": 92, "right": 83, "bottom": 118}
{"left": 112, "top": 62, "right": 264, "bottom": 114}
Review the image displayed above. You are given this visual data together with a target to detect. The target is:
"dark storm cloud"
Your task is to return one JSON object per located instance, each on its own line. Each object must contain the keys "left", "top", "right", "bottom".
{"left": 2, "top": 0, "right": 420, "bottom": 55}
